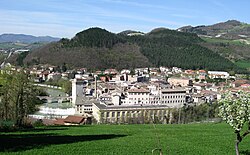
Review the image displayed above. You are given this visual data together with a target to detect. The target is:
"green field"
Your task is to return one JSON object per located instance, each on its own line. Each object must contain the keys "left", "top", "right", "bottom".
{"left": 235, "top": 60, "right": 250, "bottom": 69}
{"left": 1, "top": 123, "right": 250, "bottom": 155}
{"left": 201, "top": 37, "right": 247, "bottom": 46}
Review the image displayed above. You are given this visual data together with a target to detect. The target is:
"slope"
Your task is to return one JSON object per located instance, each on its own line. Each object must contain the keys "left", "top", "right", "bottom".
{"left": 22, "top": 27, "right": 244, "bottom": 72}
{"left": 24, "top": 28, "right": 151, "bottom": 70}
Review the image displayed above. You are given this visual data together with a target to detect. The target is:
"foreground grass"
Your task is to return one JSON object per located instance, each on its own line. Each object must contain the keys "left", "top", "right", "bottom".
{"left": 0, "top": 123, "right": 250, "bottom": 155}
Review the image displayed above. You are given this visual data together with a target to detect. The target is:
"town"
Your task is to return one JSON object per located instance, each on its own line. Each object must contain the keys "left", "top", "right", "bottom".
{"left": 9, "top": 63, "right": 246, "bottom": 125}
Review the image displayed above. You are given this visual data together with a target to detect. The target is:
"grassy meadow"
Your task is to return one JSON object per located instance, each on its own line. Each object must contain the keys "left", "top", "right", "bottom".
{"left": 235, "top": 60, "right": 250, "bottom": 69}
{"left": 0, "top": 123, "right": 250, "bottom": 155}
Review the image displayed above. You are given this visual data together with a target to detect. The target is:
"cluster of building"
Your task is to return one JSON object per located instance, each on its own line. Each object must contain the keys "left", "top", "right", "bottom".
{"left": 6, "top": 64, "right": 249, "bottom": 122}
{"left": 9, "top": 63, "right": 247, "bottom": 125}
{"left": 69, "top": 67, "right": 250, "bottom": 124}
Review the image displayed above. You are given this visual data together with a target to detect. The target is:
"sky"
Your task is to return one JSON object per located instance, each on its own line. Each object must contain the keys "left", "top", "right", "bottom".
{"left": 0, "top": 0, "right": 249, "bottom": 38}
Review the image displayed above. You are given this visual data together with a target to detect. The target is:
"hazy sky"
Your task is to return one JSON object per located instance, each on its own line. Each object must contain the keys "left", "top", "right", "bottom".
{"left": 0, "top": 0, "right": 249, "bottom": 38}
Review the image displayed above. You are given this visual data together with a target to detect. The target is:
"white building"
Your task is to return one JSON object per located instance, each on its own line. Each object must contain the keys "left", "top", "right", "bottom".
{"left": 126, "top": 88, "right": 151, "bottom": 105}
{"left": 160, "top": 89, "right": 186, "bottom": 108}
{"left": 208, "top": 71, "right": 229, "bottom": 79}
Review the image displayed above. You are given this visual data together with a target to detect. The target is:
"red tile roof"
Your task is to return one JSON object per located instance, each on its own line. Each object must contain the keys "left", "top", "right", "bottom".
{"left": 64, "top": 115, "right": 85, "bottom": 124}
{"left": 54, "top": 118, "right": 65, "bottom": 125}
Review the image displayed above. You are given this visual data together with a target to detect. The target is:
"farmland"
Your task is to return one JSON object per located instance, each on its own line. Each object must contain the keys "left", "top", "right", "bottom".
{"left": 1, "top": 123, "right": 250, "bottom": 155}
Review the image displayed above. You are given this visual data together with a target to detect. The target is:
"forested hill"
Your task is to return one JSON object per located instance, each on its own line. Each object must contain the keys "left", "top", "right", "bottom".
{"left": 22, "top": 27, "right": 244, "bottom": 72}
{"left": 24, "top": 28, "right": 150, "bottom": 70}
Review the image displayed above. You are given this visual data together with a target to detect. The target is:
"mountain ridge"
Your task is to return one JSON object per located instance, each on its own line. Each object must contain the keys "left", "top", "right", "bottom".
{"left": 177, "top": 20, "right": 250, "bottom": 40}
{"left": 0, "top": 33, "right": 60, "bottom": 43}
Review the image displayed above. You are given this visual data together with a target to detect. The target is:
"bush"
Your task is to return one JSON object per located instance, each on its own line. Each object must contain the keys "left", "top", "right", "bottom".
{"left": 0, "top": 120, "right": 16, "bottom": 132}
{"left": 33, "top": 119, "right": 45, "bottom": 127}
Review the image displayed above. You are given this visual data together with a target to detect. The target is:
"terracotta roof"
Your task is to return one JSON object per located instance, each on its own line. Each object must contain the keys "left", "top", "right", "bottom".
{"left": 241, "top": 84, "right": 250, "bottom": 87}
{"left": 64, "top": 115, "right": 85, "bottom": 124}
{"left": 54, "top": 118, "right": 65, "bottom": 125}
{"left": 198, "top": 70, "right": 206, "bottom": 73}
{"left": 233, "top": 80, "right": 249, "bottom": 84}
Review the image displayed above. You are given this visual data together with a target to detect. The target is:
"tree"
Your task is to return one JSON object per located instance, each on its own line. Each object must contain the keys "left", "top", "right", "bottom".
{"left": 59, "top": 79, "right": 72, "bottom": 95}
{"left": 0, "top": 68, "right": 41, "bottom": 127}
{"left": 218, "top": 91, "right": 250, "bottom": 155}
{"left": 61, "top": 63, "right": 67, "bottom": 72}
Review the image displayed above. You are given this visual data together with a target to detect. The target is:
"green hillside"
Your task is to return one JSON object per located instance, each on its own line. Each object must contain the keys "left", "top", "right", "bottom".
{"left": 21, "top": 27, "right": 244, "bottom": 72}
{"left": 178, "top": 20, "right": 250, "bottom": 68}
{"left": 124, "top": 28, "right": 241, "bottom": 71}
{"left": 1, "top": 123, "right": 249, "bottom": 154}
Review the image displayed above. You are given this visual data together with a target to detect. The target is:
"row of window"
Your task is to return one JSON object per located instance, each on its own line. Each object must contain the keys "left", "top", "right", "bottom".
{"left": 162, "top": 95, "right": 185, "bottom": 99}
{"left": 84, "top": 108, "right": 92, "bottom": 111}
{"left": 128, "top": 101, "right": 159, "bottom": 104}
{"left": 129, "top": 98, "right": 160, "bottom": 100}
{"left": 162, "top": 100, "right": 184, "bottom": 104}
{"left": 128, "top": 100, "right": 184, "bottom": 104}
{"left": 129, "top": 92, "right": 149, "bottom": 95}
{"left": 128, "top": 95, "right": 184, "bottom": 101}
{"left": 101, "top": 110, "right": 168, "bottom": 118}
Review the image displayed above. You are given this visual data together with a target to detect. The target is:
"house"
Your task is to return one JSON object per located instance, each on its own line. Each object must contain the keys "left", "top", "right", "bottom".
{"left": 172, "top": 67, "right": 182, "bottom": 73}
{"left": 208, "top": 71, "right": 229, "bottom": 79}
{"left": 185, "top": 70, "right": 195, "bottom": 75}
{"left": 150, "top": 69, "right": 159, "bottom": 75}
{"left": 197, "top": 70, "right": 207, "bottom": 80}
{"left": 241, "top": 84, "right": 250, "bottom": 88}
{"left": 104, "top": 69, "right": 118, "bottom": 75}
{"left": 192, "top": 94, "right": 205, "bottom": 105}
{"left": 231, "top": 79, "right": 249, "bottom": 87}
{"left": 47, "top": 73, "right": 62, "bottom": 81}
{"left": 159, "top": 66, "right": 170, "bottom": 73}
{"left": 121, "top": 69, "right": 131, "bottom": 74}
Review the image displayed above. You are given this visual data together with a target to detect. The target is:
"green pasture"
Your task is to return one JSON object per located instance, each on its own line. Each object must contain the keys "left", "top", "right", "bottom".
{"left": 1, "top": 123, "right": 250, "bottom": 155}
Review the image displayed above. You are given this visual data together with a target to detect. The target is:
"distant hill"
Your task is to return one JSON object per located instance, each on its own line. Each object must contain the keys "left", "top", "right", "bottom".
{"left": 23, "top": 28, "right": 151, "bottom": 70}
{"left": 20, "top": 27, "right": 245, "bottom": 72}
{"left": 0, "top": 34, "right": 60, "bottom": 43}
{"left": 178, "top": 20, "right": 250, "bottom": 40}
{"left": 178, "top": 20, "right": 250, "bottom": 67}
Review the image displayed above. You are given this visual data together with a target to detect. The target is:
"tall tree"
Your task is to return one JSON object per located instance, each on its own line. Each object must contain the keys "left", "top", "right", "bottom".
{"left": 0, "top": 68, "right": 41, "bottom": 127}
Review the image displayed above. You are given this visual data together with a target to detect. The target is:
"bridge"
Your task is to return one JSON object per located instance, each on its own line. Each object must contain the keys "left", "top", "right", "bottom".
{"left": 38, "top": 96, "right": 71, "bottom": 103}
